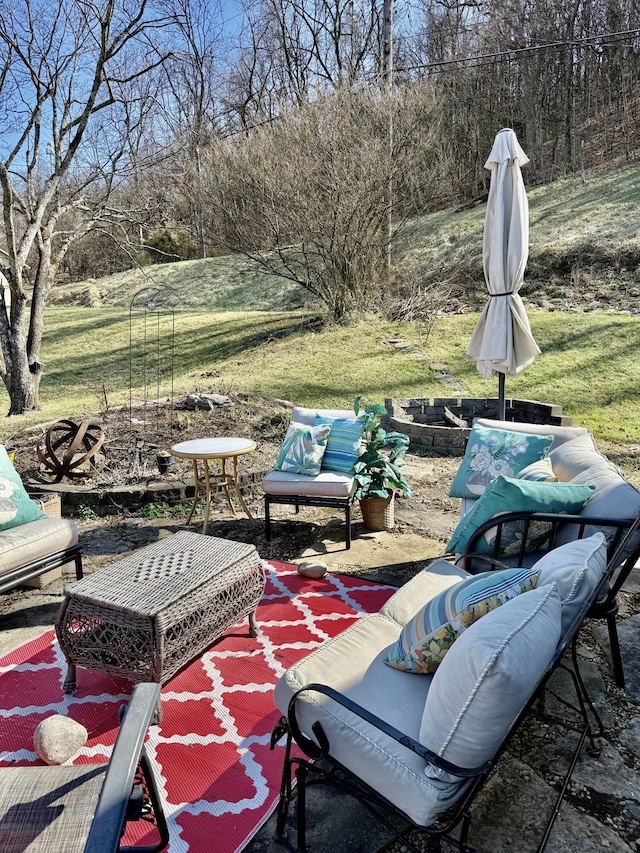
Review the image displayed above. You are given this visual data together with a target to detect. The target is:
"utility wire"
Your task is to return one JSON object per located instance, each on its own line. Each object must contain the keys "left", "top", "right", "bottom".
{"left": 396, "top": 26, "right": 640, "bottom": 72}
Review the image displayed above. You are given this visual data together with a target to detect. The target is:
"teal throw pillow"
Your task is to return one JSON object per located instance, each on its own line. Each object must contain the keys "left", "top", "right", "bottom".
{"left": 384, "top": 567, "right": 540, "bottom": 674}
{"left": 446, "top": 476, "right": 596, "bottom": 556}
{"left": 315, "top": 414, "right": 365, "bottom": 475}
{"left": 0, "top": 445, "right": 47, "bottom": 531}
{"left": 274, "top": 422, "right": 331, "bottom": 476}
{"left": 449, "top": 425, "right": 554, "bottom": 500}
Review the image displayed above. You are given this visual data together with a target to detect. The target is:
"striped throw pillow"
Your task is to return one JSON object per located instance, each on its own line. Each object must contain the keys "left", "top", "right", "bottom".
{"left": 517, "top": 458, "right": 558, "bottom": 482}
{"left": 315, "top": 413, "right": 365, "bottom": 475}
{"left": 384, "top": 567, "right": 540, "bottom": 674}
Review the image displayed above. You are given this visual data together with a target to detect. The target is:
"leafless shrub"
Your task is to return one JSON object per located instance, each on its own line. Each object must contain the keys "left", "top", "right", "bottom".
{"left": 203, "top": 85, "right": 446, "bottom": 323}
{"left": 383, "top": 261, "right": 452, "bottom": 341}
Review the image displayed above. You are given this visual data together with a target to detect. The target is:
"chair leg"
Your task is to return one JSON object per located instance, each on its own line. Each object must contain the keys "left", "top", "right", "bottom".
{"left": 345, "top": 502, "right": 351, "bottom": 550}
{"left": 265, "top": 498, "right": 272, "bottom": 542}
{"left": 74, "top": 552, "right": 83, "bottom": 580}
{"left": 607, "top": 613, "right": 625, "bottom": 688}
{"left": 296, "top": 761, "right": 309, "bottom": 853}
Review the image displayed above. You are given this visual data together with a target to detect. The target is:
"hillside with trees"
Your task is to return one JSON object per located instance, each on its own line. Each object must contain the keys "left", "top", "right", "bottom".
{"left": 0, "top": 0, "right": 638, "bottom": 414}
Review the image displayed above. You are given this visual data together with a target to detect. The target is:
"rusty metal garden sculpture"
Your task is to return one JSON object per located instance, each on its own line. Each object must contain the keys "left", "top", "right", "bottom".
{"left": 37, "top": 419, "right": 106, "bottom": 482}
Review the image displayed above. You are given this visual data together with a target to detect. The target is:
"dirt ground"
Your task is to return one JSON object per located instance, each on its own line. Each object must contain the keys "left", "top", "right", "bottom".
{"left": 8, "top": 394, "right": 461, "bottom": 567}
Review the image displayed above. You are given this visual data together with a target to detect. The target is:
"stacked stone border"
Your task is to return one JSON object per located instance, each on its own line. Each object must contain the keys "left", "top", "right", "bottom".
{"left": 384, "top": 397, "right": 573, "bottom": 456}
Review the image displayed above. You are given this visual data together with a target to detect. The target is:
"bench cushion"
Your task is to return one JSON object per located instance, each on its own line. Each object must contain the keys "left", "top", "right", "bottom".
{"left": 0, "top": 518, "right": 78, "bottom": 577}
{"left": 274, "top": 612, "right": 467, "bottom": 826}
{"left": 379, "top": 559, "right": 469, "bottom": 626}
{"left": 474, "top": 419, "right": 590, "bottom": 451}
{"left": 548, "top": 433, "right": 604, "bottom": 481}
{"left": 419, "top": 584, "right": 562, "bottom": 769}
{"left": 262, "top": 469, "right": 354, "bottom": 498}
{"left": 291, "top": 406, "right": 356, "bottom": 426}
{"left": 534, "top": 534, "right": 607, "bottom": 633}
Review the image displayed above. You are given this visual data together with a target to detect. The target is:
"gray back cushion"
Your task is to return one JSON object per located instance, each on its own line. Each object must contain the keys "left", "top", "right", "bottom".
{"left": 419, "top": 584, "right": 561, "bottom": 769}
{"left": 533, "top": 533, "right": 607, "bottom": 633}
{"left": 474, "top": 419, "right": 591, "bottom": 452}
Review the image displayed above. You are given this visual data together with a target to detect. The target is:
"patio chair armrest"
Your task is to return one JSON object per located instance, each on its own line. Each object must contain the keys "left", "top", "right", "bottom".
{"left": 84, "top": 682, "right": 161, "bottom": 853}
{"left": 287, "top": 682, "right": 491, "bottom": 780}
{"left": 461, "top": 511, "right": 635, "bottom": 573}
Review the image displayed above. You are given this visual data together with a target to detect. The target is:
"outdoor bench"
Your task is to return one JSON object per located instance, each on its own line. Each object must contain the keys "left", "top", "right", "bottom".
{"left": 0, "top": 447, "right": 82, "bottom": 594}
{"left": 271, "top": 531, "right": 619, "bottom": 853}
{"left": 450, "top": 418, "right": 640, "bottom": 688}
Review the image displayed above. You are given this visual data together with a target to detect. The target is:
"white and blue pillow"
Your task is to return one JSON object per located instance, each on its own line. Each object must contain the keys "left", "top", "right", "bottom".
{"left": 384, "top": 568, "right": 540, "bottom": 674}
{"left": 273, "top": 422, "right": 332, "bottom": 476}
{"left": 315, "top": 413, "right": 365, "bottom": 475}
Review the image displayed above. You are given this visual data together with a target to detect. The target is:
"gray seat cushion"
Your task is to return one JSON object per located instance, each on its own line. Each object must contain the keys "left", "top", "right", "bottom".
{"left": 274, "top": 612, "right": 467, "bottom": 826}
{"left": 0, "top": 518, "right": 78, "bottom": 577}
{"left": 262, "top": 469, "right": 354, "bottom": 498}
{"left": 379, "top": 559, "right": 470, "bottom": 626}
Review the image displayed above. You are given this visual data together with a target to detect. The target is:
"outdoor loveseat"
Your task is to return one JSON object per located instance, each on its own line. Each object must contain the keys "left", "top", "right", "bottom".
{"left": 0, "top": 446, "right": 82, "bottom": 594}
{"left": 271, "top": 417, "right": 640, "bottom": 852}
{"left": 447, "top": 418, "right": 640, "bottom": 687}
{"left": 272, "top": 532, "right": 620, "bottom": 852}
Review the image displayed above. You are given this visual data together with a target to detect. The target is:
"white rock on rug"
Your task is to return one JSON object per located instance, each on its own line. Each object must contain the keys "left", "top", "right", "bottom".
{"left": 297, "top": 560, "right": 327, "bottom": 579}
{"left": 34, "top": 715, "right": 88, "bottom": 765}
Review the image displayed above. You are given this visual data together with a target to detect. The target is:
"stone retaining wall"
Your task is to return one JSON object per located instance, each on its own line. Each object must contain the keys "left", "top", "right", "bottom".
{"left": 384, "top": 397, "right": 573, "bottom": 456}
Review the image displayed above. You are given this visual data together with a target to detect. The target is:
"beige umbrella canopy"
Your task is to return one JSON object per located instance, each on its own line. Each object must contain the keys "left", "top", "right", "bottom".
{"left": 467, "top": 128, "right": 540, "bottom": 419}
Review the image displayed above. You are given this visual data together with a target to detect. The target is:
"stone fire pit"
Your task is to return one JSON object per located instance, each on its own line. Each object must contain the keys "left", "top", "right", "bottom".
{"left": 384, "top": 397, "right": 573, "bottom": 456}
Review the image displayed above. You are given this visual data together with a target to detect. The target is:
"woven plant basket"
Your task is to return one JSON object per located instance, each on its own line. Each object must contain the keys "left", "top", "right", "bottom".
{"left": 359, "top": 492, "right": 395, "bottom": 531}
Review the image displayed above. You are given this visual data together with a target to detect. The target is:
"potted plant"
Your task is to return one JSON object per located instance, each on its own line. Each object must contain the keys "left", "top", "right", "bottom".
{"left": 352, "top": 396, "right": 413, "bottom": 531}
{"left": 156, "top": 450, "right": 173, "bottom": 475}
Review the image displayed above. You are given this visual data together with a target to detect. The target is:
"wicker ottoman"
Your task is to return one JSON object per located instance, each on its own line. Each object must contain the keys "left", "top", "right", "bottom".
{"left": 55, "top": 531, "right": 265, "bottom": 701}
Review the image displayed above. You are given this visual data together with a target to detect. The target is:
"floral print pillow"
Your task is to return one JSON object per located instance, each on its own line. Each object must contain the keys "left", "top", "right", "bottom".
{"left": 0, "top": 445, "right": 47, "bottom": 531}
{"left": 273, "top": 422, "right": 332, "bottom": 476}
{"left": 449, "top": 425, "right": 554, "bottom": 500}
{"left": 384, "top": 567, "right": 540, "bottom": 674}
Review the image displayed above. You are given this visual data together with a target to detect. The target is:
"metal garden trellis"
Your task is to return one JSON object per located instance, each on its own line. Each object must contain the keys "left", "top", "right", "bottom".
{"left": 128, "top": 285, "right": 178, "bottom": 471}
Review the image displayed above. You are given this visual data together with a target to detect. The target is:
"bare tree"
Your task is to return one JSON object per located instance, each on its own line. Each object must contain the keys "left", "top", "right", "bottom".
{"left": 206, "top": 86, "right": 445, "bottom": 323}
{"left": 0, "top": 0, "right": 172, "bottom": 414}
{"left": 157, "top": 0, "right": 223, "bottom": 258}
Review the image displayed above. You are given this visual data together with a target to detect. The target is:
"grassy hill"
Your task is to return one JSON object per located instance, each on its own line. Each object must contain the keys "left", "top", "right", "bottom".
{"left": 3, "top": 164, "right": 640, "bottom": 482}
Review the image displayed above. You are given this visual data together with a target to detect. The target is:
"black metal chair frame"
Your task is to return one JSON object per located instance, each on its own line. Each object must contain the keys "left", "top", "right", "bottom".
{"left": 270, "top": 545, "right": 614, "bottom": 853}
{"left": 0, "top": 682, "right": 169, "bottom": 852}
{"left": 264, "top": 493, "right": 354, "bottom": 549}
{"left": 0, "top": 543, "right": 83, "bottom": 594}
{"left": 460, "top": 512, "right": 640, "bottom": 687}
{"left": 85, "top": 682, "right": 169, "bottom": 852}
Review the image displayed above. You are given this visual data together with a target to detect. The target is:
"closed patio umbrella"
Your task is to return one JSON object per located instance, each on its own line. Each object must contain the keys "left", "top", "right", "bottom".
{"left": 467, "top": 128, "right": 540, "bottom": 420}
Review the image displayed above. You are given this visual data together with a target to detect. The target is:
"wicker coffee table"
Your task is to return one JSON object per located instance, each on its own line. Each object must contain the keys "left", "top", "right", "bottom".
{"left": 55, "top": 531, "right": 265, "bottom": 708}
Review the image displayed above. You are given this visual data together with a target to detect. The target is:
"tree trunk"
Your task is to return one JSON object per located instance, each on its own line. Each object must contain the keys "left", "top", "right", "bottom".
{"left": 6, "top": 336, "right": 42, "bottom": 414}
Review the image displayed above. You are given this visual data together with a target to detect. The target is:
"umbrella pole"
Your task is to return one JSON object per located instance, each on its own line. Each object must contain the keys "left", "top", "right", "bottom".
{"left": 498, "top": 373, "right": 506, "bottom": 421}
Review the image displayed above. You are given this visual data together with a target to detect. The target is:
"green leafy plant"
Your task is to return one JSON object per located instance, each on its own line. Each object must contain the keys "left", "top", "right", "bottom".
{"left": 75, "top": 502, "right": 98, "bottom": 521}
{"left": 352, "top": 396, "right": 413, "bottom": 501}
{"left": 140, "top": 501, "right": 172, "bottom": 519}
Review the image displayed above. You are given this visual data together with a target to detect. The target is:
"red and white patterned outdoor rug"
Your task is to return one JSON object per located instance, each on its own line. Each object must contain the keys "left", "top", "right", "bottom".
{"left": 0, "top": 561, "right": 394, "bottom": 852}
